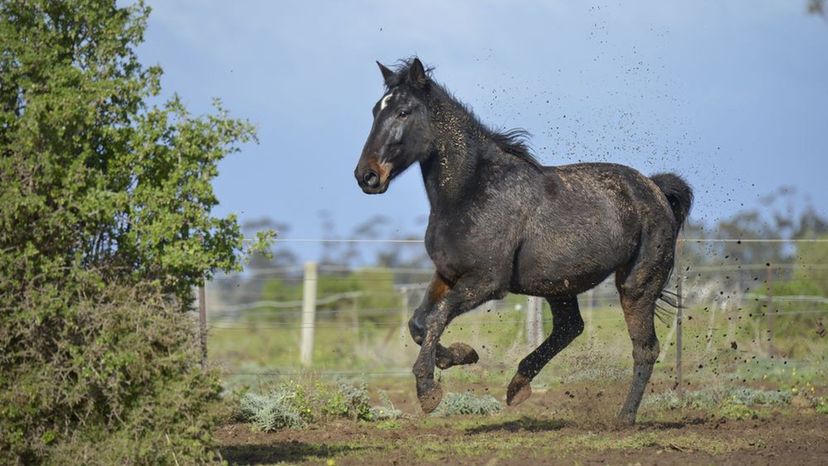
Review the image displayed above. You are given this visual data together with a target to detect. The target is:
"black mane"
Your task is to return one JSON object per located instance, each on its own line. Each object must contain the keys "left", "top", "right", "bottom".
{"left": 389, "top": 58, "right": 541, "bottom": 168}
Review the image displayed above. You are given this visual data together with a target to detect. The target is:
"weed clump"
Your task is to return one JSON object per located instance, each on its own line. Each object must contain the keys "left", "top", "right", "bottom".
{"left": 817, "top": 398, "right": 828, "bottom": 415}
{"left": 370, "top": 392, "right": 403, "bottom": 421}
{"left": 433, "top": 392, "right": 502, "bottom": 416}
{"left": 718, "top": 402, "right": 759, "bottom": 420}
{"left": 643, "top": 386, "right": 791, "bottom": 418}
{"left": 728, "top": 387, "right": 791, "bottom": 406}
{"left": 240, "top": 389, "right": 307, "bottom": 431}
{"left": 323, "top": 380, "right": 373, "bottom": 420}
{"left": 236, "top": 380, "right": 402, "bottom": 431}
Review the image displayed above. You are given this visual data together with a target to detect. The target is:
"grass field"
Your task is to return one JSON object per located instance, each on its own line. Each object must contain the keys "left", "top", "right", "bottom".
{"left": 208, "top": 297, "right": 828, "bottom": 464}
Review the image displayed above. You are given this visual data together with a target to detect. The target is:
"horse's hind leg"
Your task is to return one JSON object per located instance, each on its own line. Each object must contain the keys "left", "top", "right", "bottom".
{"left": 507, "top": 296, "right": 583, "bottom": 406}
{"left": 409, "top": 274, "right": 479, "bottom": 370}
{"left": 616, "top": 245, "right": 673, "bottom": 425}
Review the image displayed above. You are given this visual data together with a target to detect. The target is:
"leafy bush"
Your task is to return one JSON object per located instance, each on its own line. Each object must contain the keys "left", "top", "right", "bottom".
{"left": 433, "top": 392, "right": 502, "bottom": 417}
{"left": 0, "top": 286, "right": 224, "bottom": 465}
{"left": 0, "top": 2, "right": 268, "bottom": 463}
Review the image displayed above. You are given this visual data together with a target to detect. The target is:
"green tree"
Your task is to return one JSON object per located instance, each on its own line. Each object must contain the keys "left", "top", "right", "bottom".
{"left": 0, "top": 0, "right": 262, "bottom": 305}
{"left": 0, "top": 1, "right": 268, "bottom": 463}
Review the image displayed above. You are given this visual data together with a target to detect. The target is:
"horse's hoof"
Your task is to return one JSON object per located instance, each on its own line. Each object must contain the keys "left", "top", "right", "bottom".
{"left": 506, "top": 373, "right": 532, "bottom": 406}
{"left": 416, "top": 379, "right": 443, "bottom": 413}
{"left": 437, "top": 342, "right": 480, "bottom": 369}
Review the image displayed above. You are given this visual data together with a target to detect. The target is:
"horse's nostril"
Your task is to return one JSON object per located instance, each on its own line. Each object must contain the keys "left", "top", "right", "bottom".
{"left": 363, "top": 171, "right": 379, "bottom": 188}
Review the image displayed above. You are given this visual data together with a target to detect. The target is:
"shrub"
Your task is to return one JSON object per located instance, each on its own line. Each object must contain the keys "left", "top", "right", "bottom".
{"left": 0, "top": 1, "right": 269, "bottom": 463}
{"left": 0, "top": 286, "right": 224, "bottom": 465}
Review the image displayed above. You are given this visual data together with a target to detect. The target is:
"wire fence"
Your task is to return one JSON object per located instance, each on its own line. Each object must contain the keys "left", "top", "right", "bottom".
{"left": 197, "top": 238, "right": 828, "bottom": 385}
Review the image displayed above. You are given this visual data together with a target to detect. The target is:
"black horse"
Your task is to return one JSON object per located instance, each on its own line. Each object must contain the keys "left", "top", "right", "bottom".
{"left": 354, "top": 58, "right": 692, "bottom": 424}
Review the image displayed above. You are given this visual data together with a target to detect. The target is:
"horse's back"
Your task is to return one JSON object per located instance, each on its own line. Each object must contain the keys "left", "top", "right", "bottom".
{"left": 510, "top": 162, "right": 675, "bottom": 295}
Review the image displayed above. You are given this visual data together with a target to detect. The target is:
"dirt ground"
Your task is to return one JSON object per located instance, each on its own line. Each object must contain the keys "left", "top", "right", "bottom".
{"left": 215, "top": 382, "right": 828, "bottom": 465}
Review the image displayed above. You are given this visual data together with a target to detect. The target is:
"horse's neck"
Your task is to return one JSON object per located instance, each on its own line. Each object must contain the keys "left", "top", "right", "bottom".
{"left": 420, "top": 132, "right": 492, "bottom": 210}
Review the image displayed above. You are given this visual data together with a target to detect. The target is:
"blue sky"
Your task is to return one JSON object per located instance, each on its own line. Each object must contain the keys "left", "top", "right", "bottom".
{"left": 138, "top": 1, "right": 828, "bottom": 244}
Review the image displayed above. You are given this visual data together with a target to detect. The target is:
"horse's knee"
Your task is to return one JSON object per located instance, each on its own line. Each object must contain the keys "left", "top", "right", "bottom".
{"left": 408, "top": 314, "right": 425, "bottom": 345}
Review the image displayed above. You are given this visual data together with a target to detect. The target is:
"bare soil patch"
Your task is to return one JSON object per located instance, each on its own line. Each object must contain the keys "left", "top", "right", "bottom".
{"left": 216, "top": 382, "right": 828, "bottom": 465}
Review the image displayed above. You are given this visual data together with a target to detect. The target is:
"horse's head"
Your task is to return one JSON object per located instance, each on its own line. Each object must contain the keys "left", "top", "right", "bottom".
{"left": 355, "top": 58, "right": 433, "bottom": 194}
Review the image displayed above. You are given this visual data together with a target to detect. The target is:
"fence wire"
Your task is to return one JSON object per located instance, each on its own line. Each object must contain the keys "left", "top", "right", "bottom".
{"left": 199, "top": 238, "right": 828, "bottom": 384}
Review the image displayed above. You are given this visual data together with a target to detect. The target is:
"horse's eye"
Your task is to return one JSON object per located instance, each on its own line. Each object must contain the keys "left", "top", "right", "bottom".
{"left": 398, "top": 110, "right": 410, "bottom": 118}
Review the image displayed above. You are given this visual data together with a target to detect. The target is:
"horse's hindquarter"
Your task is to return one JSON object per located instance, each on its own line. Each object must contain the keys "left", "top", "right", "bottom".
{"left": 511, "top": 163, "right": 666, "bottom": 296}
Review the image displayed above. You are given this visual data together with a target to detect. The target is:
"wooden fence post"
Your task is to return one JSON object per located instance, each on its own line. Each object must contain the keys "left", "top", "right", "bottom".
{"left": 400, "top": 286, "right": 409, "bottom": 339}
{"left": 525, "top": 297, "right": 534, "bottom": 348}
{"left": 675, "top": 238, "right": 684, "bottom": 392}
{"left": 766, "top": 264, "right": 775, "bottom": 356}
{"left": 526, "top": 296, "right": 543, "bottom": 348}
{"left": 300, "top": 262, "right": 318, "bottom": 367}
{"left": 350, "top": 295, "right": 359, "bottom": 341}
{"left": 537, "top": 298, "right": 545, "bottom": 346}
{"left": 705, "top": 297, "right": 719, "bottom": 353}
{"left": 586, "top": 288, "right": 595, "bottom": 344}
{"left": 198, "top": 282, "right": 207, "bottom": 369}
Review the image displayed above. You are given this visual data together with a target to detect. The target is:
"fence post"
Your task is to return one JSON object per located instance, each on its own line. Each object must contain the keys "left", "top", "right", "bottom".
{"left": 526, "top": 296, "right": 543, "bottom": 348}
{"left": 675, "top": 238, "right": 684, "bottom": 393}
{"left": 727, "top": 293, "right": 739, "bottom": 347}
{"left": 300, "top": 261, "right": 318, "bottom": 367}
{"left": 766, "top": 264, "right": 775, "bottom": 356}
{"left": 198, "top": 282, "right": 207, "bottom": 369}
{"left": 705, "top": 297, "right": 719, "bottom": 353}
{"left": 400, "top": 286, "right": 409, "bottom": 339}
{"left": 586, "top": 288, "right": 595, "bottom": 344}
{"left": 537, "top": 298, "right": 545, "bottom": 346}
{"left": 351, "top": 295, "right": 359, "bottom": 340}
{"left": 525, "top": 297, "right": 534, "bottom": 348}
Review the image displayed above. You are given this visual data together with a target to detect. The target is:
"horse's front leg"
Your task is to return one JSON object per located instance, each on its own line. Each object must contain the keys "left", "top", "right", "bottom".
{"left": 412, "top": 276, "right": 496, "bottom": 413}
{"left": 412, "top": 303, "right": 450, "bottom": 413}
{"left": 409, "top": 274, "right": 479, "bottom": 370}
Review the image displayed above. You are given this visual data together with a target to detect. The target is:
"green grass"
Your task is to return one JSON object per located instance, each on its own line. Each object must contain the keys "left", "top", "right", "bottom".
{"left": 210, "top": 301, "right": 828, "bottom": 398}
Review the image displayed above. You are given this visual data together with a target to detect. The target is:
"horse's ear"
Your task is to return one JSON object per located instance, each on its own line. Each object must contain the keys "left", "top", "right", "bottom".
{"left": 377, "top": 61, "right": 395, "bottom": 86}
{"left": 408, "top": 58, "right": 428, "bottom": 89}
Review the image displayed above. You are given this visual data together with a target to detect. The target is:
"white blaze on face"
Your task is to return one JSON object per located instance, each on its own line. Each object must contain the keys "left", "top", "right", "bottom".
{"left": 380, "top": 92, "right": 394, "bottom": 111}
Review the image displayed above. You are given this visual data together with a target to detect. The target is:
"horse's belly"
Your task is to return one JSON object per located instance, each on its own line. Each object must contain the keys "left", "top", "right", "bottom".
{"left": 509, "top": 237, "right": 632, "bottom": 296}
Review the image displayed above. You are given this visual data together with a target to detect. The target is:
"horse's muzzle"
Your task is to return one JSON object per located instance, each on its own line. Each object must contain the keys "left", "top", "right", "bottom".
{"left": 355, "top": 166, "right": 389, "bottom": 194}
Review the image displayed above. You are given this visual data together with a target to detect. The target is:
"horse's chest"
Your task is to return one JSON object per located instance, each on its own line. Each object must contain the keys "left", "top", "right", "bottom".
{"left": 424, "top": 216, "right": 509, "bottom": 281}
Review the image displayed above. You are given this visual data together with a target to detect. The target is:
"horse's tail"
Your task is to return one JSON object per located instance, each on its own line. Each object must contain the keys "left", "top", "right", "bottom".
{"left": 649, "top": 173, "right": 693, "bottom": 323}
{"left": 650, "top": 173, "right": 693, "bottom": 229}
